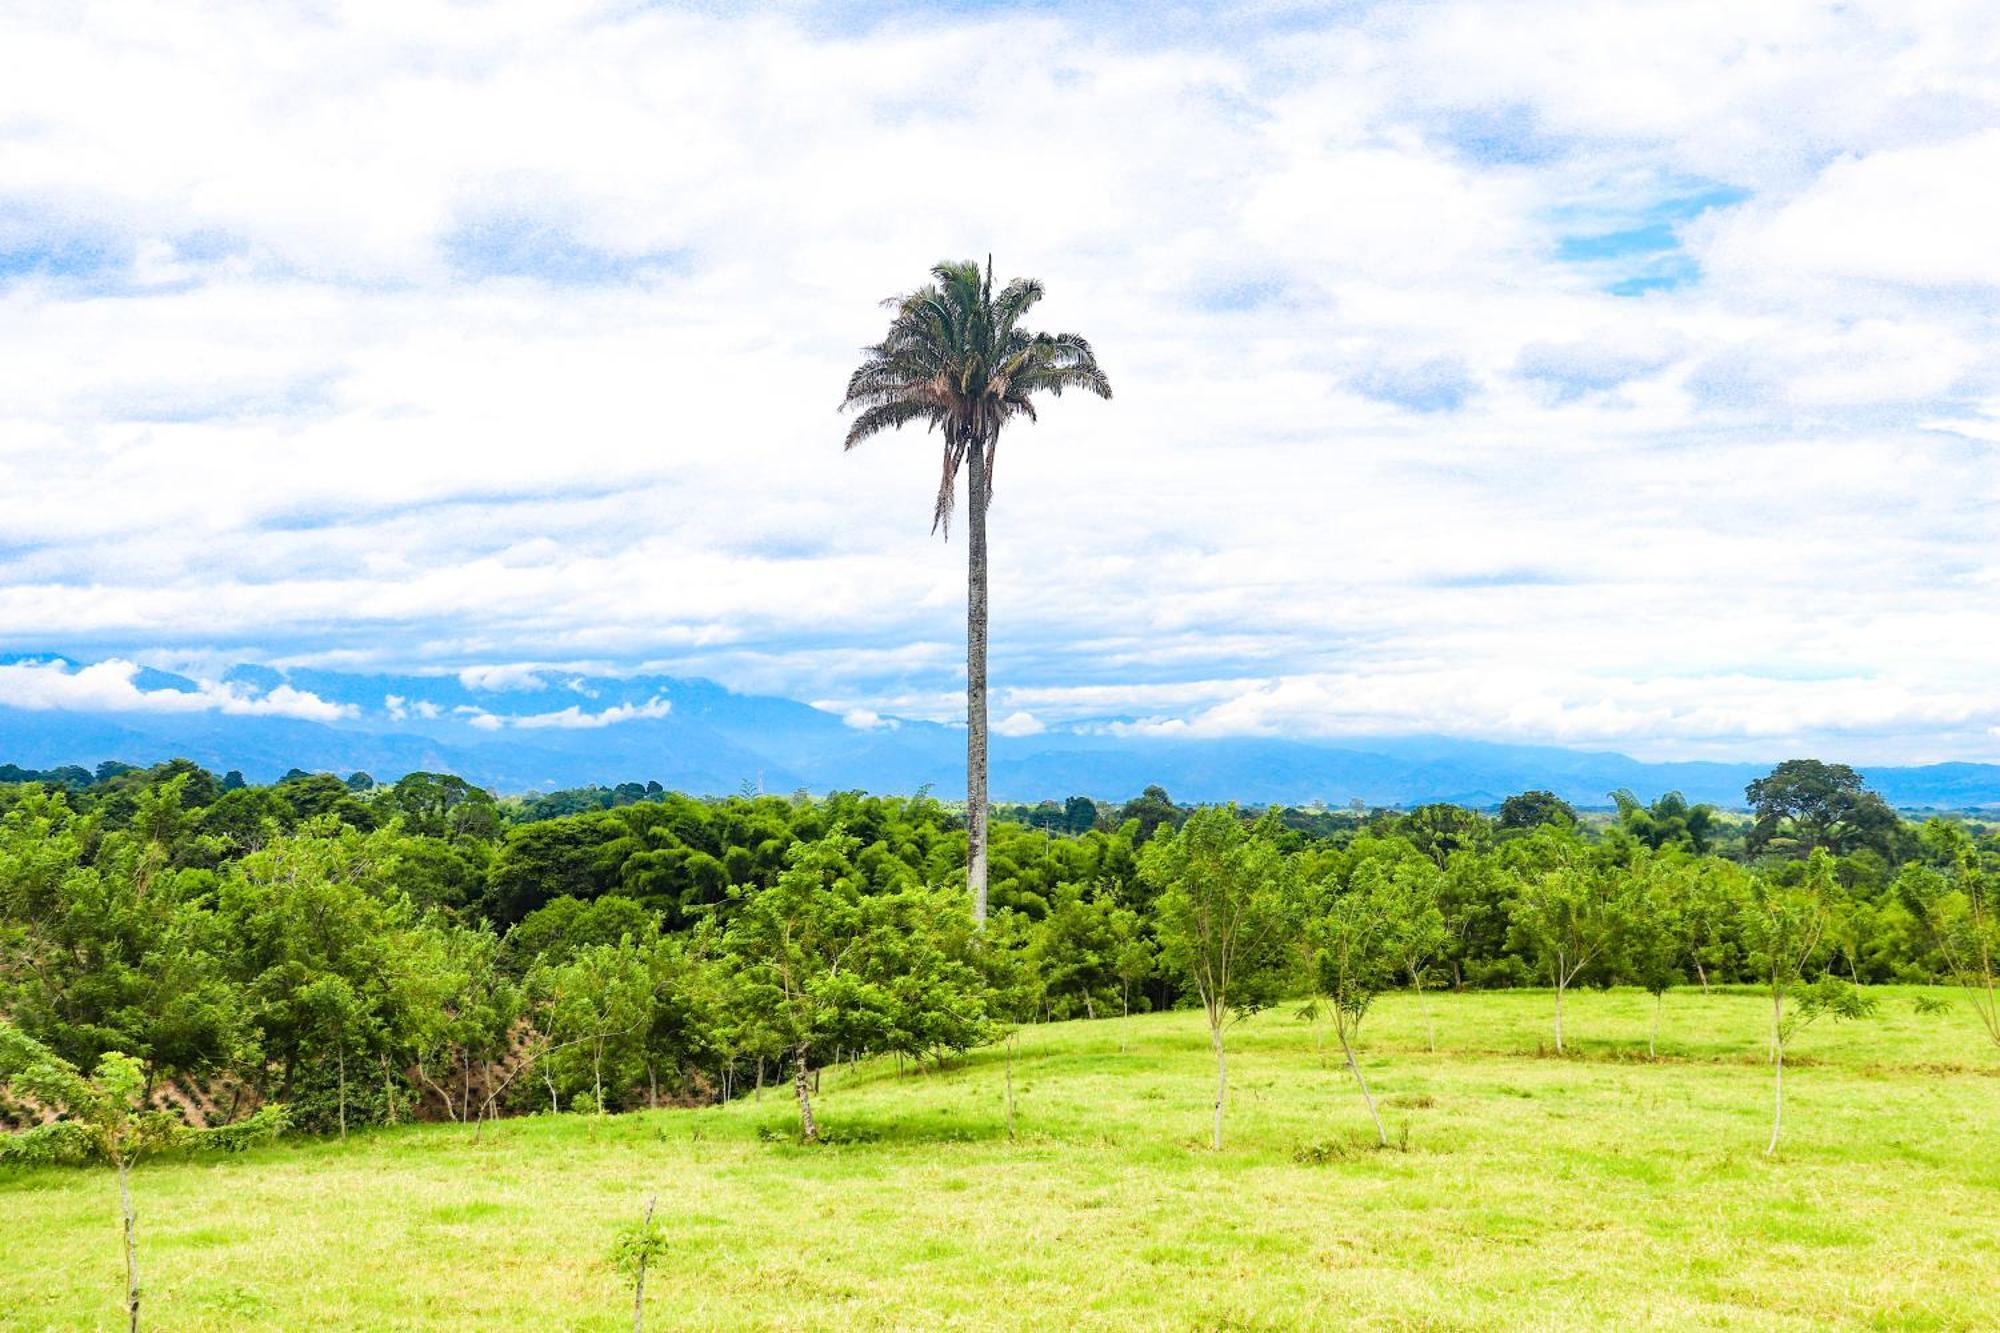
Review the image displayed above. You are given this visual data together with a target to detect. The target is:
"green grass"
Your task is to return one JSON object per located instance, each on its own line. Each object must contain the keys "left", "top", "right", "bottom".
{"left": 5, "top": 986, "right": 1997, "bottom": 1330}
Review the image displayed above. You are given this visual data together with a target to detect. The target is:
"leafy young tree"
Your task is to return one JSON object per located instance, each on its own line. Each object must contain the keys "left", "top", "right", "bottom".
{"left": 841, "top": 258, "right": 1111, "bottom": 923}
{"left": 1142, "top": 807, "right": 1296, "bottom": 1150}
{"left": 610, "top": 1196, "right": 668, "bottom": 1333}
{"left": 721, "top": 831, "right": 993, "bottom": 1141}
{"left": 1505, "top": 831, "right": 1622, "bottom": 1054}
{"left": 1618, "top": 854, "right": 1688, "bottom": 1055}
{"left": 215, "top": 828, "right": 408, "bottom": 1126}
{"left": 0, "top": 1025, "right": 285, "bottom": 1332}
{"left": 1740, "top": 852, "right": 1876, "bottom": 1155}
{"left": 1896, "top": 842, "right": 1999, "bottom": 1048}
{"left": 530, "top": 940, "right": 656, "bottom": 1112}
{"left": 1301, "top": 862, "right": 1406, "bottom": 1145}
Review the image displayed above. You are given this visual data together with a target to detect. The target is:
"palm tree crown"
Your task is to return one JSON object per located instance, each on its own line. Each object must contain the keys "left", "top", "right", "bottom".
{"left": 840, "top": 258, "right": 1111, "bottom": 534}
{"left": 839, "top": 257, "right": 1108, "bottom": 925}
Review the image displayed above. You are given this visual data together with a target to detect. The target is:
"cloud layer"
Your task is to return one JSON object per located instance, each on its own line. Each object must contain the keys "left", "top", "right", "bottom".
{"left": 2, "top": 1, "right": 1997, "bottom": 763}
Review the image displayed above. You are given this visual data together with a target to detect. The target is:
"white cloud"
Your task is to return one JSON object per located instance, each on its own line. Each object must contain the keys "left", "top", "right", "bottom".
{"left": 0, "top": 658, "right": 353, "bottom": 723}
{"left": 510, "top": 696, "right": 671, "bottom": 729}
{"left": 458, "top": 664, "right": 549, "bottom": 692}
{"left": 0, "top": 2, "right": 1997, "bottom": 762}
{"left": 994, "top": 711, "right": 1047, "bottom": 738}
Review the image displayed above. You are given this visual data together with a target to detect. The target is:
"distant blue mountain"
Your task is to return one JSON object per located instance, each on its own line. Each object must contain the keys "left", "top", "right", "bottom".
{"left": 2, "top": 660, "right": 1997, "bottom": 809}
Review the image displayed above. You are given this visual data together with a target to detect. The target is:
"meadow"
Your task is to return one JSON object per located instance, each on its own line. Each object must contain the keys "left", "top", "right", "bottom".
{"left": 4, "top": 985, "right": 1995, "bottom": 1331}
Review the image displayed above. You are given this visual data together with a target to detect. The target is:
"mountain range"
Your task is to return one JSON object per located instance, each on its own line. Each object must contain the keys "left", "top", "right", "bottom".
{"left": 2, "top": 658, "right": 1997, "bottom": 810}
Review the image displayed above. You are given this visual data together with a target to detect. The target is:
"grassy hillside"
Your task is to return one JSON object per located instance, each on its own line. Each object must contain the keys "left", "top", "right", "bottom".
{"left": 4, "top": 987, "right": 1996, "bottom": 1331}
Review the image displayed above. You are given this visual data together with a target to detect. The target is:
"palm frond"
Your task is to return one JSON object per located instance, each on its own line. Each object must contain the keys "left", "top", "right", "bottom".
{"left": 840, "top": 260, "right": 1111, "bottom": 537}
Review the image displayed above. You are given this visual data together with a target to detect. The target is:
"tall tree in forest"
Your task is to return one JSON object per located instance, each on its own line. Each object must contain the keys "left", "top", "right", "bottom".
{"left": 841, "top": 259, "right": 1111, "bottom": 923}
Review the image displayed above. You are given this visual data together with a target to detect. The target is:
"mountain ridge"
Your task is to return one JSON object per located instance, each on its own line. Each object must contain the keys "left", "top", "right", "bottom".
{"left": 1, "top": 659, "right": 1996, "bottom": 809}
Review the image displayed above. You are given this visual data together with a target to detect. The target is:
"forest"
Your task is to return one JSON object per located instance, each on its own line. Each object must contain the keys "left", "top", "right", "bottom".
{"left": 2, "top": 756, "right": 1994, "bottom": 1148}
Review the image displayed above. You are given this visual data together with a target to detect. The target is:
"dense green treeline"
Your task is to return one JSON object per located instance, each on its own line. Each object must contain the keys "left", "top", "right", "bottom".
{"left": 2, "top": 758, "right": 1995, "bottom": 1150}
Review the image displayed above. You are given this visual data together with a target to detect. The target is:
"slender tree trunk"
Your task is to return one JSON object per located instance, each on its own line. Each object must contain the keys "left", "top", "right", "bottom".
{"left": 1765, "top": 1036, "right": 1785, "bottom": 1156}
{"left": 632, "top": 1195, "right": 656, "bottom": 1333}
{"left": 593, "top": 1041, "right": 604, "bottom": 1113}
{"left": 647, "top": 1061, "right": 658, "bottom": 1110}
{"left": 118, "top": 1156, "right": 139, "bottom": 1333}
{"left": 965, "top": 434, "right": 990, "bottom": 926}
{"left": 1004, "top": 1031, "right": 1016, "bottom": 1140}
{"left": 1413, "top": 971, "right": 1435, "bottom": 1054}
{"left": 1208, "top": 1013, "right": 1227, "bottom": 1151}
{"left": 793, "top": 1047, "right": 818, "bottom": 1143}
{"left": 1553, "top": 978, "right": 1566, "bottom": 1055}
{"left": 1694, "top": 958, "right": 1709, "bottom": 993}
{"left": 755, "top": 1056, "right": 764, "bottom": 1102}
{"left": 1337, "top": 1020, "right": 1387, "bottom": 1147}
{"left": 1083, "top": 992, "right": 1095, "bottom": 1021}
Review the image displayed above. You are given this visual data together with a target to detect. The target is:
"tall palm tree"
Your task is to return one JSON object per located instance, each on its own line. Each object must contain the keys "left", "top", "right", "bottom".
{"left": 841, "top": 259, "right": 1111, "bottom": 924}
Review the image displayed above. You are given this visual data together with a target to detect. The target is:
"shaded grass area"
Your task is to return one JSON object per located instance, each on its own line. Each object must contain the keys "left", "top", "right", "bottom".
{"left": 4, "top": 986, "right": 1997, "bottom": 1330}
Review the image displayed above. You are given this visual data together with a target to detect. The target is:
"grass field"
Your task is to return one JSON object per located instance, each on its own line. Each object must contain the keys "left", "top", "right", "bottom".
{"left": 4, "top": 986, "right": 1997, "bottom": 1331}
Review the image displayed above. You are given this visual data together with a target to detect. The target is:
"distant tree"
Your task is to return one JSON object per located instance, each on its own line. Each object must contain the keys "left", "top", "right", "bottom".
{"left": 1397, "top": 804, "right": 1492, "bottom": 868}
{"left": 1118, "top": 785, "right": 1182, "bottom": 844}
{"left": 1143, "top": 807, "right": 1296, "bottom": 1150}
{"left": 1741, "top": 853, "right": 1874, "bottom": 1154}
{"left": 272, "top": 773, "right": 375, "bottom": 829}
{"left": 344, "top": 771, "right": 375, "bottom": 792}
{"left": 221, "top": 769, "right": 246, "bottom": 792}
{"left": 1497, "top": 790, "right": 1576, "bottom": 831}
{"left": 1611, "top": 789, "right": 1718, "bottom": 854}
{"left": 1745, "top": 760, "right": 1898, "bottom": 859}
{"left": 483, "top": 814, "right": 626, "bottom": 924}
{"left": 1064, "top": 796, "right": 1100, "bottom": 835}
{"left": 389, "top": 772, "right": 498, "bottom": 840}
{"left": 841, "top": 258, "right": 1111, "bottom": 924}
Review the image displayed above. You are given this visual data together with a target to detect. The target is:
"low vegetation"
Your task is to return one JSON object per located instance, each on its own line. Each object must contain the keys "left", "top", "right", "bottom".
{"left": 4, "top": 757, "right": 1997, "bottom": 1326}
{"left": 3, "top": 990, "right": 1994, "bottom": 1330}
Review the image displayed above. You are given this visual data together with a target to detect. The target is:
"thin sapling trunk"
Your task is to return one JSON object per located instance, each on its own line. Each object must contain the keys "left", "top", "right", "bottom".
{"left": 118, "top": 1156, "right": 139, "bottom": 1333}
{"left": 1208, "top": 1008, "right": 1227, "bottom": 1151}
{"left": 793, "top": 1047, "right": 818, "bottom": 1143}
{"left": 1335, "top": 1017, "right": 1387, "bottom": 1148}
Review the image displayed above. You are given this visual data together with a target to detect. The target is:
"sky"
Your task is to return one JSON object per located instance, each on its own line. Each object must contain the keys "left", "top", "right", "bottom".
{"left": 1, "top": 0, "right": 1997, "bottom": 764}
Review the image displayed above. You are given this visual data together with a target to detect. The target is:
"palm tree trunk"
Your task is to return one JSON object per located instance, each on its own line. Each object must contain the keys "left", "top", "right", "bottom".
{"left": 966, "top": 434, "right": 990, "bottom": 926}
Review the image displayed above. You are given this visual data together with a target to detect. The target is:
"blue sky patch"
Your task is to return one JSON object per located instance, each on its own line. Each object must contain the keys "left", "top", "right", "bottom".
{"left": 1554, "top": 183, "right": 1749, "bottom": 296}
{"left": 445, "top": 212, "right": 687, "bottom": 285}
